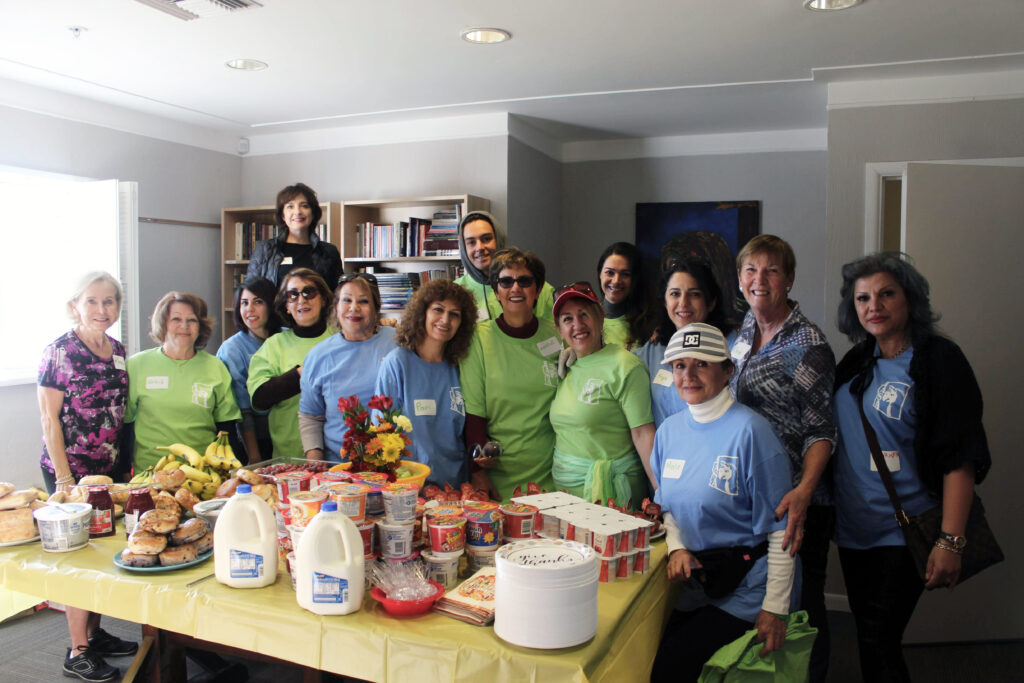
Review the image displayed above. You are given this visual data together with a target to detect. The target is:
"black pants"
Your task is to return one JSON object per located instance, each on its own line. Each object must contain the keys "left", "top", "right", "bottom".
{"left": 650, "top": 605, "right": 752, "bottom": 682}
{"left": 839, "top": 545, "right": 924, "bottom": 683}
{"left": 801, "top": 505, "right": 835, "bottom": 683}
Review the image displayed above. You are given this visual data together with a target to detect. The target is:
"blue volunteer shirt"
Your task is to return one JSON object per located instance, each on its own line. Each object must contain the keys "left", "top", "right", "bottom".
{"left": 375, "top": 347, "right": 467, "bottom": 488}
{"left": 299, "top": 326, "right": 397, "bottom": 462}
{"left": 216, "top": 330, "right": 263, "bottom": 413}
{"left": 652, "top": 402, "right": 792, "bottom": 622}
{"left": 833, "top": 347, "right": 934, "bottom": 549}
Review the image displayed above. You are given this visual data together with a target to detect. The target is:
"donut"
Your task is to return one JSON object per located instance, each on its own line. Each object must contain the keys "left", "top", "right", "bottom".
{"left": 216, "top": 478, "right": 240, "bottom": 498}
{"left": 236, "top": 468, "right": 263, "bottom": 486}
{"left": 170, "top": 518, "right": 208, "bottom": 546}
{"left": 174, "top": 487, "right": 200, "bottom": 513}
{"left": 152, "top": 469, "right": 187, "bottom": 491}
{"left": 159, "top": 542, "right": 198, "bottom": 566}
{"left": 194, "top": 531, "right": 214, "bottom": 554}
{"left": 120, "top": 549, "right": 159, "bottom": 567}
{"left": 127, "top": 529, "right": 167, "bottom": 555}
{"left": 137, "top": 508, "right": 179, "bottom": 534}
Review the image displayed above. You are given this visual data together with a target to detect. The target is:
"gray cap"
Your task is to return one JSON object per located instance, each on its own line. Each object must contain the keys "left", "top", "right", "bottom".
{"left": 662, "top": 323, "right": 730, "bottom": 364}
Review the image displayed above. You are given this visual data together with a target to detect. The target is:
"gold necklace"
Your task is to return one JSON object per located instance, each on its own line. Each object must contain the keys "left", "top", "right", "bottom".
{"left": 881, "top": 337, "right": 911, "bottom": 359}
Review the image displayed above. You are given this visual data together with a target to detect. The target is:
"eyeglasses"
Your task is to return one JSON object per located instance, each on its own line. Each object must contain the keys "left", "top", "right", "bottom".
{"left": 285, "top": 286, "right": 321, "bottom": 303}
{"left": 555, "top": 281, "right": 597, "bottom": 298}
{"left": 337, "top": 272, "right": 378, "bottom": 288}
{"left": 495, "top": 275, "right": 536, "bottom": 289}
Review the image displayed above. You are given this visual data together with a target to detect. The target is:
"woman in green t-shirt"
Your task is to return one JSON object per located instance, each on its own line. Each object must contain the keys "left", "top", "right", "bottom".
{"left": 548, "top": 282, "right": 655, "bottom": 510}
{"left": 595, "top": 242, "right": 657, "bottom": 351}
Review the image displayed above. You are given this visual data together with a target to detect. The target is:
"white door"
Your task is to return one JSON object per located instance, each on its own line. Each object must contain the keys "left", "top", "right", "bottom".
{"left": 901, "top": 162, "right": 1024, "bottom": 642}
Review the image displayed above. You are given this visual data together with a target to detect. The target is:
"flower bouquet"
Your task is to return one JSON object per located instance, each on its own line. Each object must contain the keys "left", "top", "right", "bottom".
{"left": 337, "top": 394, "right": 414, "bottom": 480}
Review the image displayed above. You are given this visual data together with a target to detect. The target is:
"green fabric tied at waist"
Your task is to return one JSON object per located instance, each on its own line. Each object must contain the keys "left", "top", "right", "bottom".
{"left": 698, "top": 610, "right": 818, "bottom": 683}
{"left": 552, "top": 447, "right": 644, "bottom": 504}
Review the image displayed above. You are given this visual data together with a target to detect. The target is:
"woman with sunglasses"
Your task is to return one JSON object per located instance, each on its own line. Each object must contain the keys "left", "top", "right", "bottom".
{"left": 635, "top": 258, "right": 732, "bottom": 428}
{"left": 299, "top": 273, "right": 397, "bottom": 462}
{"left": 248, "top": 268, "right": 333, "bottom": 459}
{"left": 460, "top": 247, "right": 561, "bottom": 500}
{"left": 373, "top": 279, "right": 477, "bottom": 485}
{"left": 596, "top": 242, "right": 657, "bottom": 350}
{"left": 549, "top": 282, "right": 655, "bottom": 506}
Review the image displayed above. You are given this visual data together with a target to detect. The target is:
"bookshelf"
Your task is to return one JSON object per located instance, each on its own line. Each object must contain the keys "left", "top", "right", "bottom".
{"left": 341, "top": 194, "right": 489, "bottom": 314}
{"left": 219, "top": 202, "right": 340, "bottom": 341}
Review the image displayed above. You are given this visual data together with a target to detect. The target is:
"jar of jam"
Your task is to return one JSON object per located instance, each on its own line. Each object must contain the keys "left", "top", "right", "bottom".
{"left": 124, "top": 487, "right": 155, "bottom": 537}
{"left": 86, "top": 486, "right": 115, "bottom": 537}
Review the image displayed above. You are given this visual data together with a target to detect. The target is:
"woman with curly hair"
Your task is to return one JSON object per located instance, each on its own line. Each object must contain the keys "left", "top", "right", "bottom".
{"left": 373, "top": 279, "right": 477, "bottom": 487}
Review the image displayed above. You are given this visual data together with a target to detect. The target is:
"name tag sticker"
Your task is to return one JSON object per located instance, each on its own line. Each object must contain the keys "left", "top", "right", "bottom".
{"left": 537, "top": 336, "right": 561, "bottom": 357}
{"left": 653, "top": 369, "right": 673, "bottom": 386}
{"left": 663, "top": 459, "right": 686, "bottom": 479}
{"left": 146, "top": 376, "right": 169, "bottom": 390}
{"left": 870, "top": 450, "right": 901, "bottom": 472}
{"left": 731, "top": 340, "right": 751, "bottom": 362}
{"left": 281, "top": 256, "right": 294, "bottom": 265}
{"left": 414, "top": 399, "right": 436, "bottom": 416}
{"left": 477, "top": 306, "right": 490, "bottom": 322}
{"left": 112, "top": 355, "right": 126, "bottom": 370}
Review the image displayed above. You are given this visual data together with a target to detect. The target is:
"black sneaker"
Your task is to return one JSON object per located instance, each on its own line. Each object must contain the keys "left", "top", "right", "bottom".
{"left": 63, "top": 647, "right": 118, "bottom": 683}
{"left": 88, "top": 627, "right": 139, "bottom": 657}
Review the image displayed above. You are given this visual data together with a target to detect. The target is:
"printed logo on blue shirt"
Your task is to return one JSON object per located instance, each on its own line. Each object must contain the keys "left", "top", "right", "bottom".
{"left": 577, "top": 378, "right": 604, "bottom": 405}
{"left": 450, "top": 386, "right": 465, "bottom": 415}
{"left": 709, "top": 455, "right": 739, "bottom": 496}
{"left": 873, "top": 381, "right": 910, "bottom": 420}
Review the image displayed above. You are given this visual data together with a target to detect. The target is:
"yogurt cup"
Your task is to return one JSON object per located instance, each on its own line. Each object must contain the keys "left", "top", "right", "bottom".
{"left": 591, "top": 524, "right": 621, "bottom": 559}
{"left": 598, "top": 555, "right": 619, "bottom": 583}
{"left": 286, "top": 552, "right": 297, "bottom": 590}
{"left": 288, "top": 490, "right": 328, "bottom": 527}
{"left": 287, "top": 524, "right": 306, "bottom": 552}
{"left": 327, "top": 482, "right": 371, "bottom": 523}
{"left": 464, "top": 508, "right": 502, "bottom": 548}
{"left": 500, "top": 503, "right": 537, "bottom": 539}
{"left": 617, "top": 550, "right": 637, "bottom": 579}
{"left": 273, "top": 470, "right": 312, "bottom": 503}
{"left": 357, "top": 520, "right": 376, "bottom": 557}
{"left": 382, "top": 483, "right": 419, "bottom": 523}
{"left": 377, "top": 520, "right": 416, "bottom": 559}
{"left": 34, "top": 503, "right": 91, "bottom": 553}
{"left": 465, "top": 544, "right": 497, "bottom": 572}
{"left": 617, "top": 525, "right": 639, "bottom": 554}
{"left": 427, "top": 516, "right": 466, "bottom": 554}
{"left": 634, "top": 546, "right": 652, "bottom": 574}
{"left": 421, "top": 549, "right": 463, "bottom": 589}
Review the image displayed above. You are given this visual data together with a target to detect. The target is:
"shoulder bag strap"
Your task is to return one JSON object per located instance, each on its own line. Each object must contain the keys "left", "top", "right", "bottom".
{"left": 855, "top": 384, "right": 912, "bottom": 529}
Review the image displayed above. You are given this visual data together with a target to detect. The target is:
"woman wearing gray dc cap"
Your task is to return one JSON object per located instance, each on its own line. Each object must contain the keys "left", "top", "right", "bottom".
{"left": 649, "top": 323, "right": 797, "bottom": 682}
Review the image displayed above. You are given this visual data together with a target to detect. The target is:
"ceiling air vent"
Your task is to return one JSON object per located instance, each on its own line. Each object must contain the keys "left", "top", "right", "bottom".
{"left": 133, "top": 0, "right": 263, "bottom": 21}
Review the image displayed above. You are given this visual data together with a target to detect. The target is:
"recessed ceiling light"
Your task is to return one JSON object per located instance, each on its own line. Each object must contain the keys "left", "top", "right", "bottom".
{"left": 226, "top": 58, "right": 268, "bottom": 71}
{"left": 460, "top": 27, "right": 511, "bottom": 44}
{"left": 68, "top": 26, "right": 88, "bottom": 39}
{"left": 803, "top": 0, "right": 863, "bottom": 9}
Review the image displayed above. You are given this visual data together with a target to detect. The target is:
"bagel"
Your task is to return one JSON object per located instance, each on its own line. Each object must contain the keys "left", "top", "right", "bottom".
{"left": 48, "top": 491, "right": 68, "bottom": 504}
{"left": 127, "top": 529, "right": 167, "bottom": 555}
{"left": 174, "top": 487, "right": 200, "bottom": 513}
{"left": 159, "top": 542, "right": 198, "bottom": 566}
{"left": 0, "top": 489, "right": 38, "bottom": 510}
{"left": 119, "top": 549, "right": 159, "bottom": 568}
{"left": 216, "top": 478, "right": 240, "bottom": 498}
{"left": 236, "top": 468, "right": 263, "bottom": 486}
{"left": 194, "top": 531, "right": 214, "bottom": 554}
{"left": 137, "top": 508, "right": 179, "bottom": 534}
{"left": 109, "top": 484, "right": 131, "bottom": 505}
{"left": 78, "top": 475, "right": 113, "bottom": 486}
{"left": 152, "top": 469, "right": 187, "bottom": 491}
{"left": 0, "top": 482, "right": 14, "bottom": 499}
{"left": 152, "top": 492, "right": 182, "bottom": 517}
{"left": 251, "top": 483, "right": 276, "bottom": 504}
{"left": 170, "top": 518, "right": 208, "bottom": 546}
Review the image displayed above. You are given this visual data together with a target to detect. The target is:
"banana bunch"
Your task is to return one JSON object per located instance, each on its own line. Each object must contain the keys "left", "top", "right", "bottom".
{"left": 128, "top": 438, "right": 240, "bottom": 500}
{"left": 204, "top": 431, "right": 243, "bottom": 471}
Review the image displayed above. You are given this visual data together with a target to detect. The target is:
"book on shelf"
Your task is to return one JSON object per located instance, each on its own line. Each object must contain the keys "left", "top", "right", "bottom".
{"left": 432, "top": 566, "right": 496, "bottom": 626}
{"left": 232, "top": 221, "right": 326, "bottom": 260}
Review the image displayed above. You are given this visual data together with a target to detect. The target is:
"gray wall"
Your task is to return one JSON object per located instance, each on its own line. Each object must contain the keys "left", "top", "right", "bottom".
{"left": 506, "top": 138, "right": 564, "bottom": 285}
{"left": 560, "top": 150, "right": 829, "bottom": 327}
{"left": 0, "top": 105, "right": 241, "bottom": 488}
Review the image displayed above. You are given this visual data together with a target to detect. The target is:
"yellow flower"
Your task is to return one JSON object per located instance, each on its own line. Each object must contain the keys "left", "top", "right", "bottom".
{"left": 394, "top": 415, "right": 413, "bottom": 433}
{"left": 375, "top": 432, "right": 405, "bottom": 464}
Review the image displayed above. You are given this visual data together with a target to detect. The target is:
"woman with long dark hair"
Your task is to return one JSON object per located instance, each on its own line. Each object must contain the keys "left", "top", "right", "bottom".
{"left": 595, "top": 242, "right": 656, "bottom": 350}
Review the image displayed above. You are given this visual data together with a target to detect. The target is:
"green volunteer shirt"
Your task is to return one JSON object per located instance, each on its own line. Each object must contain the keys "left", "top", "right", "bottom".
{"left": 247, "top": 327, "right": 332, "bottom": 459}
{"left": 459, "top": 318, "right": 562, "bottom": 500}
{"left": 602, "top": 316, "right": 632, "bottom": 350}
{"left": 549, "top": 343, "right": 653, "bottom": 504}
{"left": 125, "top": 348, "right": 240, "bottom": 472}
{"left": 453, "top": 274, "right": 556, "bottom": 326}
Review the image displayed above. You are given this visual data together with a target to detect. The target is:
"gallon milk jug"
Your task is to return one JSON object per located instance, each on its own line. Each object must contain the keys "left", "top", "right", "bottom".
{"left": 295, "top": 501, "right": 365, "bottom": 615}
{"left": 214, "top": 484, "right": 278, "bottom": 588}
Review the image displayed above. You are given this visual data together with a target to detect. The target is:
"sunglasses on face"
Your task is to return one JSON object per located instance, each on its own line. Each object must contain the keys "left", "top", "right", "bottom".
{"left": 285, "top": 286, "right": 321, "bottom": 303}
{"left": 337, "top": 272, "right": 379, "bottom": 288}
{"left": 556, "top": 281, "right": 597, "bottom": 298}
{"left": 496, "top": 275, "right": 536, "bottom": 289}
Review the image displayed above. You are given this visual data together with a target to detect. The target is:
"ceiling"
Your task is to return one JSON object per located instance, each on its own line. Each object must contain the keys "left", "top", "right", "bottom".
{"left": 1, "top": 0, "right": 1023, "bottom": 145}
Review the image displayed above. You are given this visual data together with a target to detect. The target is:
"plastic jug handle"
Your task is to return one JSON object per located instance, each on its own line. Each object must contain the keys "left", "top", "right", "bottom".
{"left": 257, "top": 502, "right": 277, "bottom": 539}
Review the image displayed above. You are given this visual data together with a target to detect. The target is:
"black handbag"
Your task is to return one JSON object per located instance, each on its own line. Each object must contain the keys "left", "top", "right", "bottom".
{"left": 692, "top": 541, "right": 768, "bottom": 599}
{"left": 855, "top": 389, "right": 1003, "bottom": 586}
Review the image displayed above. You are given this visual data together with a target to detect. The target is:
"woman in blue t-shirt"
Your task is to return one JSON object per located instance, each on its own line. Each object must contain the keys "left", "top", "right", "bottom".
{"left": 375, "top": 279, "right": 477, "bottom": 487}
{"left": 649, "top": 323, "right": 795, "bottom": 683}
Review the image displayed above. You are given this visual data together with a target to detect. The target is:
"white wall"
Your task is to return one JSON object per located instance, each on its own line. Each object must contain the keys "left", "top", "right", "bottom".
{"left": 560, "top": 150, "right": 829, "bottom": 327}
{"left": 507, "top": 138, "right": 564, "bottom": 286}
{"left": 0, "top": 105, "right": 242, "bottom": 488}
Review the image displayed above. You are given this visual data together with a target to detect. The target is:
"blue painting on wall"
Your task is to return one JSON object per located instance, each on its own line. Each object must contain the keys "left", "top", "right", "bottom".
{"left": 635, "top": 201, "right": 760, "bottom": 265}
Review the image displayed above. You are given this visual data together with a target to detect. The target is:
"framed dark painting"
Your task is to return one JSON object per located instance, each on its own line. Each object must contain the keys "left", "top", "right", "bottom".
{"left": 634, "top": 201, "right": 761, "bottom": 265}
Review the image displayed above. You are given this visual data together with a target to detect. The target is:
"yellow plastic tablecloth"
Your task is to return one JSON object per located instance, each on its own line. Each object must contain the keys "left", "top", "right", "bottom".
{"left": 0, "top": 529, "right": 674, "bottom": 682}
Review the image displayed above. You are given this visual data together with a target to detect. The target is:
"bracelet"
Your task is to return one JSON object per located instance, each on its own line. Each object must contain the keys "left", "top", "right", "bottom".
{"left": 934, "top": 539, "right": 964, "bottom": 555}
{"left": 55, "top": 473, "right": 75, "bottom": 483}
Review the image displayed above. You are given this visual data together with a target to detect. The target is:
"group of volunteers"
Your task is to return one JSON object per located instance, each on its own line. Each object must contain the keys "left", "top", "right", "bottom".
{"left": 36, "top": 180, "right": 992, "bottom": 683}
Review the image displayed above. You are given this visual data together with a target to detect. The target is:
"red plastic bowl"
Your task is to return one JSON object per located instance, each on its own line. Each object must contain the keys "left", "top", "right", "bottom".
{"left": 370, "top": 580, "right": 444, "bottom": 616}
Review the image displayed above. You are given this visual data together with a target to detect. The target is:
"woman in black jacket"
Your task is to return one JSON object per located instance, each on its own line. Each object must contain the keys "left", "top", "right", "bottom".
{"left": 832, "top": 251, "right": 991, "bottom": 682}
{"left": 246, "top": 183, "right": 342, "bottom": 288}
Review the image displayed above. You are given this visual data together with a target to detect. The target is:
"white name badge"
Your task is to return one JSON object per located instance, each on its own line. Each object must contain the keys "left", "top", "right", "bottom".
{"left": 281, "top": 256, "right": 294, "bottom": 265}
{"left": 663, "top": 459, "right": 686, "bottom": 479}
{"left": 414, "top": 399, "right": 436, "bottom": 416}
{"left": 477, "top": 306, "right": 490, "bottom": 322}
{"left": 537, "top": 336, "right": 561, "bottom": 357}
{"left": 731, "top": 340, "right": 751, "bottom": 362}
{"left": 653, "top": 369, "right": 673, "bottom": 387}
{"left": 146, "top": 376, "right": 169, "bottom": 390}
{"left": 112, "top": 355, "right": 126, "bottom": 370}
{"left": 869, "top": 450, "right": 902, "bottom": 472}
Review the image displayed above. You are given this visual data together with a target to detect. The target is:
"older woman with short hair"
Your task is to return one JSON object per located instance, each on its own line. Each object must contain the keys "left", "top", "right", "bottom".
{"left": 248, "top": 268, "right": 333, "bottom": 459}
{"left": 729, "top": 234, "right": 836, "bottom": 683}
{"left": 833, "top": 252, "right": 991, "bottom": 682}
{"left": 126, "top": 291, "right": 240, "bottom": 471}
{"left": 299, "top": 273, "right": 397, "bottom": 462}
{"left": 460, "top": 247, "right": 562, "bottom": 500}
{"left": 373, "top": 279, "right": 477, "bottom": 486}
{"left": 246, "top": 182, "right": 342, "bottom": 288}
